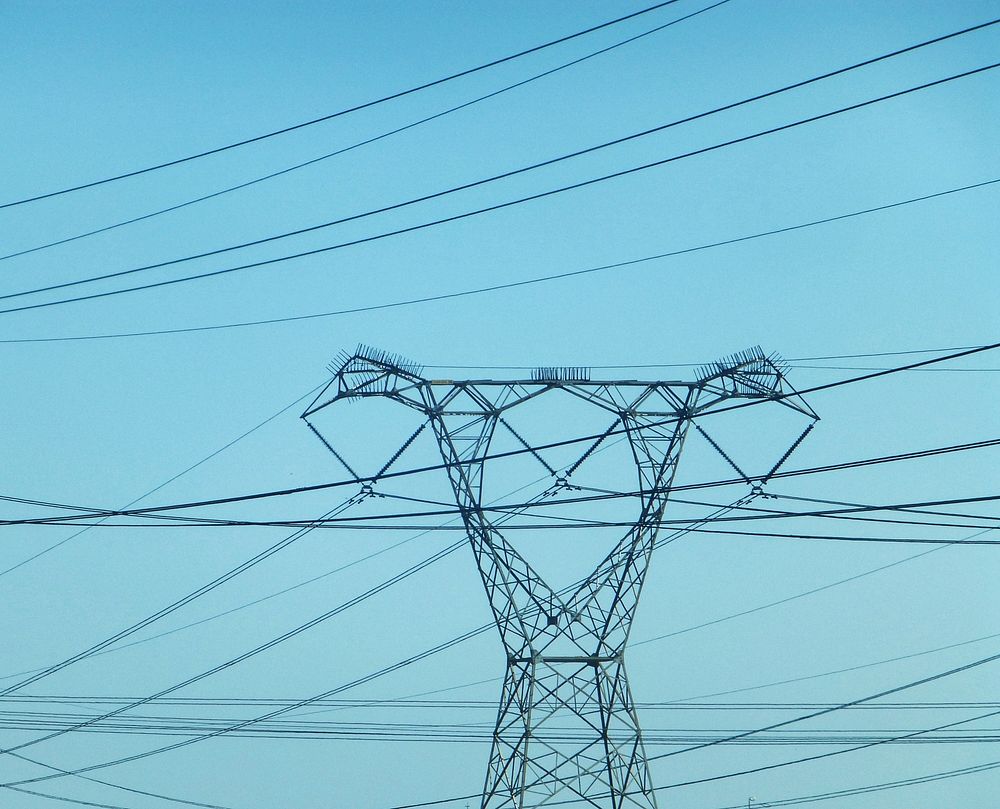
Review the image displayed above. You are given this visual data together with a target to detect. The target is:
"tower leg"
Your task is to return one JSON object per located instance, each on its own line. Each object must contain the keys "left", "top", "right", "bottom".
{"left": 482, "top": 657, "right": 656, "bottom": 809}
{"left": 425, "top": 402, "right": 691, "bottom": 809}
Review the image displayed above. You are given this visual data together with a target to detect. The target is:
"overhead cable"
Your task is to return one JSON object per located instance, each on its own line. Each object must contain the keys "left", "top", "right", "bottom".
{"left": 408, "top": 654, "right": 1000, "bottom": 807}
{"left": 0, "top": 1, "right": 731, "bottom": 262}
{"left": 0, "top": 498, "right": 364, "bottom": 699}
{"left": 0, "top": 0, "right": 688, "bottom": 209}
{"left": 0, "top": 499, "right": 746, "bottom": 787}
{"left": 0, "top": 178, "right": 993, "bottom": 343}
{"left": 3, "top": 14, "right": 992, "bottom": 275}
{"left": 22, "top": 425, "right": 1000, "bottom": 521}
{"left": 2, "top": 61, "right": 998, "bottom": 316}
{"left": 0, "top": 385, "right": 322, "bottom": 579}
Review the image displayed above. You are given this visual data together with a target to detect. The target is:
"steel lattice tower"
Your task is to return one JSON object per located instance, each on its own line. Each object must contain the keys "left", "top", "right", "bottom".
{"left": 303, "top": 347, "right": 816, "bottom": 809}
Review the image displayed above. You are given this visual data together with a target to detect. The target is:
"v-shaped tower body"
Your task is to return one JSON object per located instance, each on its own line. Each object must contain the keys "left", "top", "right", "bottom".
{"left": 303, "top": 347, "right": 817, "bottom": 809}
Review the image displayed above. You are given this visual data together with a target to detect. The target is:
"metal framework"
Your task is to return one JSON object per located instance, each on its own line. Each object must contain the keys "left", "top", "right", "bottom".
{"left": 303, "top": 347, "right": 817, "bottom": 809}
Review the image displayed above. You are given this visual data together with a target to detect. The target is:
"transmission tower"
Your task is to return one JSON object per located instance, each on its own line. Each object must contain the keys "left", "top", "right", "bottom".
{"left": 303, "top": 346, "right": 817, "bottom": 809}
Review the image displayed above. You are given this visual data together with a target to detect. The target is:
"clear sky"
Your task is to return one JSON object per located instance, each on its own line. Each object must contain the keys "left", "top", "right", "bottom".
{"left": 0, "top": 1, "right": 998, "bottom": 807}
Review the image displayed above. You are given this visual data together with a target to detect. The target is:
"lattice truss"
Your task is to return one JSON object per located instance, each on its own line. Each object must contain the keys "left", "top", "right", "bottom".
{"left": 303, "top": 346, "right": 818, "bottom": 809}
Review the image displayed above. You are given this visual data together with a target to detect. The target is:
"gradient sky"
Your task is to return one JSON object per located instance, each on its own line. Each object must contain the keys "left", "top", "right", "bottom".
{"left": 1, "top": 1, "right": 999, "bottom": 807}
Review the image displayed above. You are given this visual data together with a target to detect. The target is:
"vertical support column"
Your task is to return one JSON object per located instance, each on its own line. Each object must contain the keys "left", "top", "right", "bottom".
{"left": 424, "top": 398, "right": 577, "bottom": 808}
{"left": 426, "top": 400, "right": 562, "bottom": 659}
{"left": 564, "top": 390, "right": 699, "bottom": 659}
{"left": 596, "top": 657, "right": 655, "bottom": 809}
{"left": 425, "top": 388, "right": 700, "bottom": 808}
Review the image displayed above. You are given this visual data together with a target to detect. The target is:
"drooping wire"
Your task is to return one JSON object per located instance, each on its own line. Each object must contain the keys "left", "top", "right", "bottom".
{"left": 3, "top": 350, "right": 998, "bottom": 791}
{"left": 0, "top": 496, "right": 365, "bottom": 699}
{"left": 0, "top": 384, "right": 323, "bottom": 579}
{"left": 0, "top": 177, "right": 993, "bottom": 343}
{"left": 0, "top": 0, "right": 688, "bottom": 209}
{"left": 0, "top": 494, "right": 749, "bottom": 787}
{"left": 114, "top": 344, "right": 1000, "bottom": 522}
{"left": 3, "top": 61, "right": 998, "bottom": 317}
{"left": 402, "top": 657, "right": 1000, "bottom": 808}
{"left": 0, "top": 478, "right": 576, "bottom": 778}
{"left": 631, "top": 522, "right": 999, "bottom": 648}
{"left": 9, "top": 431, "right": 997, "bottom": 525}
{"left": 0, "top": 1, "right": 731, "bottom": 263}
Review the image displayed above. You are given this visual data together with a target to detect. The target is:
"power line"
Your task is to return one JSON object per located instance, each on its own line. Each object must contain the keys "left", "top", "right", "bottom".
{"left": 701, "top": 341, "right": 1000, "bottom": 421}
{"left": 13, "top": 497, "right": 973, "bottom": 805}
{"left": 0, "top": 176, "right": 992, "bottom": 343}
{"left": 3, "top": 786, "right": 137, "bottom": 809}
{"left": 3, "top": 61, "right": 998, "bottom": 317}
{"left": 0, "top": 386, "right": 335, "bottom": 809}
{"left": 645, "top": 704, "right": 1000, "bottom": 796}
{"left": 664, "top": 629, "right": 1000, "bottom": 706}
{"left": 0, "top": 0, "right": 687, "bottom": 209}
{"left": 6, "top": 696, "right": 998, "bottom": 711}
{"left": 0, "top": 622, "right": 494, "bottom": 788}
{"left": 0, "top": 498, "right": 746, "bottom": 788}
{"left": 10, "top": 491, "right": 987, "bottom": 709}
{"left": 674, "top": 492, "right": 1000, "bottom": 528}
{"left": 10, "top": 499, "right": 1000, "bottom": 533}
{"left": 296, "top": 521, "right": 1000, "bottom": 803}
{"left": 24, "top": 428, "right": 999, "bottom": 523}
{"left": 0, "top": 384, "right": 322, "bottom": 580}
{"left": 3, "top": 351, "right": 996, "bottom": 793}
{"left": 391, "top": 754, "right": 1000, "bottom": 808}
{"left": 0, "top": 466, "right": 561, "bottom": 687}
{"left": 646, "top": 650, "right": 1000, "bottom": 764}
{"left": 0, "top": 538, "right": 468, "bottom": 763}
{"left": 14, "top": 498, "right": 989, "bottom": 793}
{"left": 0, "top": 2, "right": 730, "bottom": 264}
{"left": 5, "top": 716, "right": 1000, "bottom": 746}
{"left": 5, "top": 17, "right": 992, "bottom": 808}
{"left": 0, "top": 499, "right": 362, "bottom": 700}
{"left": 6, "top": 17, "right": 995, "bottom": 299}
{"left": 794, "top": 363, "right": 1000, "bottom": 373}
{"left": 0, "top": 480, "right": 574, "bottom": 772}
{"left": 423, "top": 344, "right": 983, "bottom": 368}
{"left": 7, "top": 750, "right": 237, "bottom": 809}
{"left": 772, "top": 488, "right": 998, "bottom": 519}
{"left": 715, "top": 758, "right": 1000, "bottom": 808}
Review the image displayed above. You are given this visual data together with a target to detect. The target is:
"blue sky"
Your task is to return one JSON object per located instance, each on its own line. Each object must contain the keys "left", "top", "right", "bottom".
{"left": 0, "top": 1, "right": 999, "bottom": 807}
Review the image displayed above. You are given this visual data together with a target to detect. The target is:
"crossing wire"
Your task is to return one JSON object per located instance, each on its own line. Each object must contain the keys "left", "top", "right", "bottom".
{"left": 0, "top": 497, "right": 365, "bottom": 699}
{"left": 0, "top": 384, "right": 323, "bottom": 580}
{"left": 0, "top": 481, "right": 577, "bottom": 775}
{"left": 0, "top": 497, "right": 749, "bottom": 789}
{"left": 389, "top": 657, "right": 1000, "bottom": 808}
{"left": 0, "top": 19, "right": 992, "bottom": 809}
{"left": 0, "top": 467, "right": 589, "bottom": 806}
{"left": 388, "top": 754, "right": 1000, "bottom": 808}
{"left": 8, "top": 491, "right": 1000, "bottom": 533}
{"left": 4, "top": 492, "right": 994, "bottom": 791}
{"left": 13, "top": 517, "right": 984, "bottom": 804}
